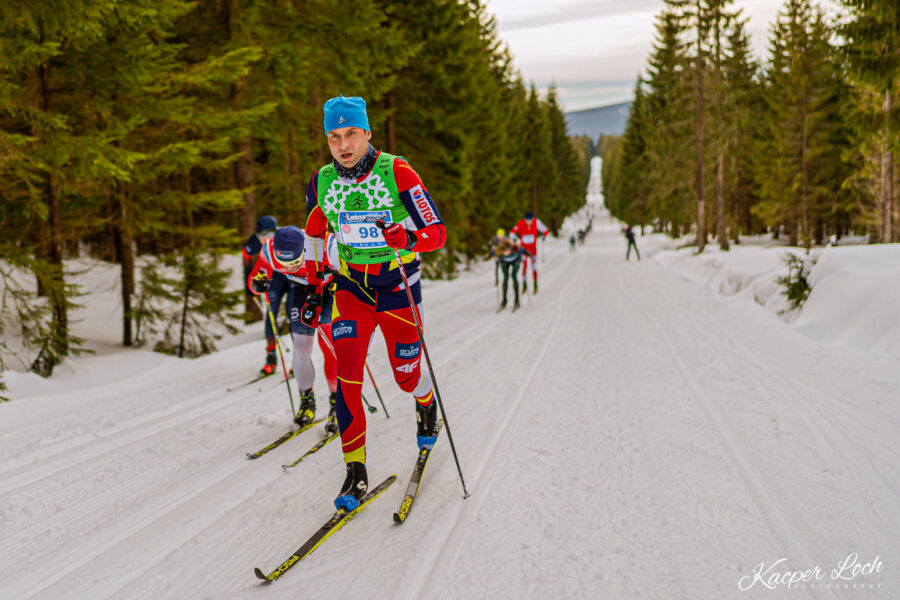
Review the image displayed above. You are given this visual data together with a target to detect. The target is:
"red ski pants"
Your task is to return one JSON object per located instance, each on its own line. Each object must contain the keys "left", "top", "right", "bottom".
{"left": 330, "top": 289, "right": 426, "bottom": 464}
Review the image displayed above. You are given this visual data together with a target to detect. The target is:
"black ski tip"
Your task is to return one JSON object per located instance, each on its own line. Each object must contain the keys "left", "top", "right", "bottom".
{"left": 393, "top": 512, "right": 404, "bottom": 524}
{"left": 246, "top": 453, "right": 260, "bottom": 460}
{"left": 254, "top": 567, "right": 271, "bottom": 582}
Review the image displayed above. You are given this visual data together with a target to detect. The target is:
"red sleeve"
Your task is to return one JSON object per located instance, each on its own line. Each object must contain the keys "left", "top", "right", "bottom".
{"left": 246, "top": 249, "right": 274, "bottom": 295}
{"left": 410, "top": 223, "right": 446, "bottom": 252}
{"left": 510, "top": 220, "right": 522, "bottom": 236}
{"left": 392, "top": 158, "right": 446, "bottom": 253}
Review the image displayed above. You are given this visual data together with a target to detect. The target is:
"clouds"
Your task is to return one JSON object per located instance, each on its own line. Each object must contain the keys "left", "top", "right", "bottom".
{"left": 495, "top": 0, "right": 664, "bottom": 32}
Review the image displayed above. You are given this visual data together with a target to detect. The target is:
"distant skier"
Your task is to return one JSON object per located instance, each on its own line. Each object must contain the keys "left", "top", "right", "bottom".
{"left": 241, "top": 215, "right": 277, "bottom": 323}
{"left": 624, "top": 225, "right": 640, "bottom": 261}
{"left": 496, "top": 236, "right": 532, "bottom": 311}
{"left": 509, "top": 210, "right": 548, "bottom": 294}
{"left": 301, "top": 95, "right": 447, "bottom": 511}
{"left": 488, "top": 228, "right": 505, "bottom": 286}
{"left": 568, "top": 234, "right": 576, "bottom": 253}
{"left": 247, "top": 226, "right": 339, "bottom": 431}
{"left": 577, "top": 229, "right": 585, "bottom": 244}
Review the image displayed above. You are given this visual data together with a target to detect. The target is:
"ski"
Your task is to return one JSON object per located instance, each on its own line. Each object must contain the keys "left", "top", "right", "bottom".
{"left": 393, "top": 419, "right": 444, "bottom": 524}
{"left": 254, "top": 474, "right": 397, "bottom": 583}
{"left": 226, "top": 372, "right": 274, "bottom": 392}
{"left": 282, "top": 428, "right": 340, "bottom": 470}
{"left": 246, "top": 419, "right": 323, "bottom": 459}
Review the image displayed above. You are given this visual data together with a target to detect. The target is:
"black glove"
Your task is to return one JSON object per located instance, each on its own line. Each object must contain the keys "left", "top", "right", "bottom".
{"left": 251, "top": 277, "right": 270, "bottom": 294}
{"left": 300, "top": 285, "right": 322, "bottom": 327}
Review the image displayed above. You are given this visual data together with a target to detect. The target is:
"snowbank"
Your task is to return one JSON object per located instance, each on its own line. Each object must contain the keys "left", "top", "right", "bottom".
{"left": 655, "top": 239, "right": 900, "bottom": 362}
{"left": 795, "top": 244, "right": 900, "bottom": 361}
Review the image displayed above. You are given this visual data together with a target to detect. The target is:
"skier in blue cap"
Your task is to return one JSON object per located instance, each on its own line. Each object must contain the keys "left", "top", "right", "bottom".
{"left": 301, "top": 94, "right": 448, "bottom": 511}
{"left": 247, "top": 226, "right": 340, "bottom": 428}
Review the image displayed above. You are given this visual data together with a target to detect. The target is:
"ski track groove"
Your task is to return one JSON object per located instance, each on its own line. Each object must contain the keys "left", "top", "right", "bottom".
{"left": 6, "top": 264, "right": 531, "bottom": 599}
{"left": 676, "top": 292, "right": 900, "bottom": 537}
{"left": 619, "top": 265, "right": 837, "bottom": 600}
{"left": 0, "top": 380, "right": 274, "bottom": 496}
{"left": 403, "top": 252, "right": 574, "bottom": 600}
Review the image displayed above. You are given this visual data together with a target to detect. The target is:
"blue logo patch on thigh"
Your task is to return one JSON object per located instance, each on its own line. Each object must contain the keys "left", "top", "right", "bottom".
{"left": 332, "top": 320, "right": 357, "bottom": 340}
{"left": 394, "top": 341, "right": 421, "bottom": 360}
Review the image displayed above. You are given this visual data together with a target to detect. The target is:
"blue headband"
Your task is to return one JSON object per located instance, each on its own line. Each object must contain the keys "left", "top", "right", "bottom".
{"left": 323, "top": 95, "right": 370, "bottom": 133}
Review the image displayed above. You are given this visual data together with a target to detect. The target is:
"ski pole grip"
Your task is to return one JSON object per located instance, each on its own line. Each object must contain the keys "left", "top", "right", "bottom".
{"left": 375, "top": 220, "right": 386, "bottom": 230}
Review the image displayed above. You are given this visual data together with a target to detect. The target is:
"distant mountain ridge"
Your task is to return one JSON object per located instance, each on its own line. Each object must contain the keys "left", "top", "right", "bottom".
{"left": 564, "top": 101, "right": 632, "bottom": 138}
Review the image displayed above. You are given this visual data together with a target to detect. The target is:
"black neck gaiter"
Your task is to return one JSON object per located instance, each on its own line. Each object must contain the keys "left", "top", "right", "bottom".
{"left": 334, "top": 144, "right": 378, "bottom": 180}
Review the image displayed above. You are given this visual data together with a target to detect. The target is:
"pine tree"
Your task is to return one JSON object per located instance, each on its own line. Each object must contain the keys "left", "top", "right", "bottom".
{"left": 838, "top": 0, "right": 900, "bottom": 242}
{"left": 755, "top": 0, "right": 846, "bottom": 249}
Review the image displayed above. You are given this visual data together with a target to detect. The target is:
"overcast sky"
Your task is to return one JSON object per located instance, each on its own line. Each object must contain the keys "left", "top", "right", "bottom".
{"left": 485, "top": 0, "right": 841, "bottom": 112}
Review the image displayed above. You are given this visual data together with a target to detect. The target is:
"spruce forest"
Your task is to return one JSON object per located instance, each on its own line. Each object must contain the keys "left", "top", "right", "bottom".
{"left": 0, "top": 0, "right": 589, "bottom": 382}
{"left": 602, "top": 0, "right": 899, "bottom": 253}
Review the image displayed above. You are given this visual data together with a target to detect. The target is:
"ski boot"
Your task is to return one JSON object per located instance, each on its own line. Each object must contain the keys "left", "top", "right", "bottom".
{"left": 521, "top": 281, "right": 527, "bottom": 294}
{"left": 324, "top": 392, "right": 338, "bottom": 436}
{"left": 293, "top": 388, "right": 315, "bottom": 426}
{"left": 260, "top": 350, "right": 276, "bottom": 376}
{"left": 334, "top": 462, "right": 368, "bottom": 511}
{"left": 416, "top": 401, "right": 438, "bottom": 450}
{"left": 533, "top": 282, "right": 538, "bottom": 294}
{"left": 513, "top": 299, "right": 521, "bottom": 311}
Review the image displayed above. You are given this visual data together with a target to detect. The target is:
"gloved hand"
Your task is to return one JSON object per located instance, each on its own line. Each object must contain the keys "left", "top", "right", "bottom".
{"left": 251, "top": 277, "right": 270, "bottom": 294}
{"left": 300, "top": 285, "right": 323, "bottom": 327}
{"left": 376, "top": 220, "right": 415, "bottom": 250}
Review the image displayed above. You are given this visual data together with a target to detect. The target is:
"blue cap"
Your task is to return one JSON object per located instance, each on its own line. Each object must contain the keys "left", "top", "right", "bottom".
{"left": 525, "top": 211, "right": 534, "bottom": 220}
{"left": 272, "top": 226, "right": 305, "bottom": 265}
{"left": 323, "top": 95, "right": 370, "bottom": 133}
{"left": 256, "top": 215, "right": 277, "bottom": 233}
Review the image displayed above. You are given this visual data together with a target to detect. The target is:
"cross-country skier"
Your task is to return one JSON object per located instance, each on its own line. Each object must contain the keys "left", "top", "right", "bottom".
{"left": 509, "top": 210, "right": 548, "bottom": 294}
{"left": 496, "top": 236, "right": 532, "bottom": 311}
{"left": 247, "top": 226, "right": 340, "bottom": 430}
{"left": 624, "top": 224, "right": 640, "bottom": 261}
{"left": 241, "top": 215, "right": 277, "bottom": 324}
{"left": 300, "top": 95, "right": 447, "bottom": 511}
{"left": 568, "top": 234, "right": 576, "bottom": 253}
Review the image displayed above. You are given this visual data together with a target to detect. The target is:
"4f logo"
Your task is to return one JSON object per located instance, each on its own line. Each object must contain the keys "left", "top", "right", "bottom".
{"left": 395, "top": 359, "right": 420, "bottom": 374}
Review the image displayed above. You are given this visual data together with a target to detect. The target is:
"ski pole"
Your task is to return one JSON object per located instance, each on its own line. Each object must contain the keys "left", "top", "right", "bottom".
{"left": 376, "top": 221, "right": 470, "bottom": 498}
{"left": 263, "top": 291, "right": 295, "bottom": 416}
{"left": 364, "top": 360, "right": 389, "bottom": 418}
{"left": 317, "top": 326, "right": 380, "bottom": 416}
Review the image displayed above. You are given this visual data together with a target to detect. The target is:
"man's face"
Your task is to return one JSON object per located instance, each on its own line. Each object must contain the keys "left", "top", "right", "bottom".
{"left": 327, "top": 126, "right": 372, "bottom": 169}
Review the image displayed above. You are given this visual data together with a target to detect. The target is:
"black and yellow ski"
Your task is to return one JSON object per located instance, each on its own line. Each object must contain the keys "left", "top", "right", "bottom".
{"left": 393, "top": 419, "right": 444, "bottom": 524}
{"left": 281, "top": 428, "right": 340, "bottom": 470}
{"left": 254, "top": 474, "right": 397, "bottom": 583}
{"left": 246, "top": 419, "right": 323, "bottom": 459}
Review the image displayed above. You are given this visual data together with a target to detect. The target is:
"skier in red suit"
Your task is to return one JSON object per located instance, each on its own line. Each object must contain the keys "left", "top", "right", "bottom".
{"left": 509, "top": 210, "right": 549, "bottom": 293}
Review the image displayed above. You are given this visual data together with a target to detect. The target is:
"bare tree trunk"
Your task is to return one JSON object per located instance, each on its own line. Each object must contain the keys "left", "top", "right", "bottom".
{"left": 716, "top": 151, "right": 728, "bottom": 250}
{"left": 883, "top": 88, "right": 893, "bottom": 243}
{"left": 385, "top": 90, "right": 396, "bottom": 154}
{"left": 113, "top": 185, "right": 135, "bottom": 346}
{"left": 695, "top": 11, "right": 706, "bottom": 253}
{"left": 713, "top": 6, "right": 728, "bottom": 251}
{"left": 801, "top": 94, "right": 810, "bottom": 250}
{"left": 39, "top": 58, "right": 68, "bottom": 356}
{"left": 310, "top": 90, "right": 325, "bottom": 165}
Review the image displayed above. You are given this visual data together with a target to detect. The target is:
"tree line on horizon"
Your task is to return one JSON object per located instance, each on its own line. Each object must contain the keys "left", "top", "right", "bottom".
{"left": 0, "top": 0, "right": 589, "bottom": 386}
{"left": 601, "top": 0, "right": 898, "bottom": 253}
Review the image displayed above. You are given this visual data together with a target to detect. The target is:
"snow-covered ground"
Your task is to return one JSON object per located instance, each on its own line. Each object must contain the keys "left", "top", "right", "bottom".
{"left": 1, "top": 158, "right": 898, "bottom": 599}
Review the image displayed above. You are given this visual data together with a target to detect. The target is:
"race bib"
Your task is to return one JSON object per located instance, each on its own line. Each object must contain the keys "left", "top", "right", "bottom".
{"left": 338, "top": 211, "right": 392, "bottom": 249}
{"left": 522, "top": 234, "right": 536, "bottom": 244}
